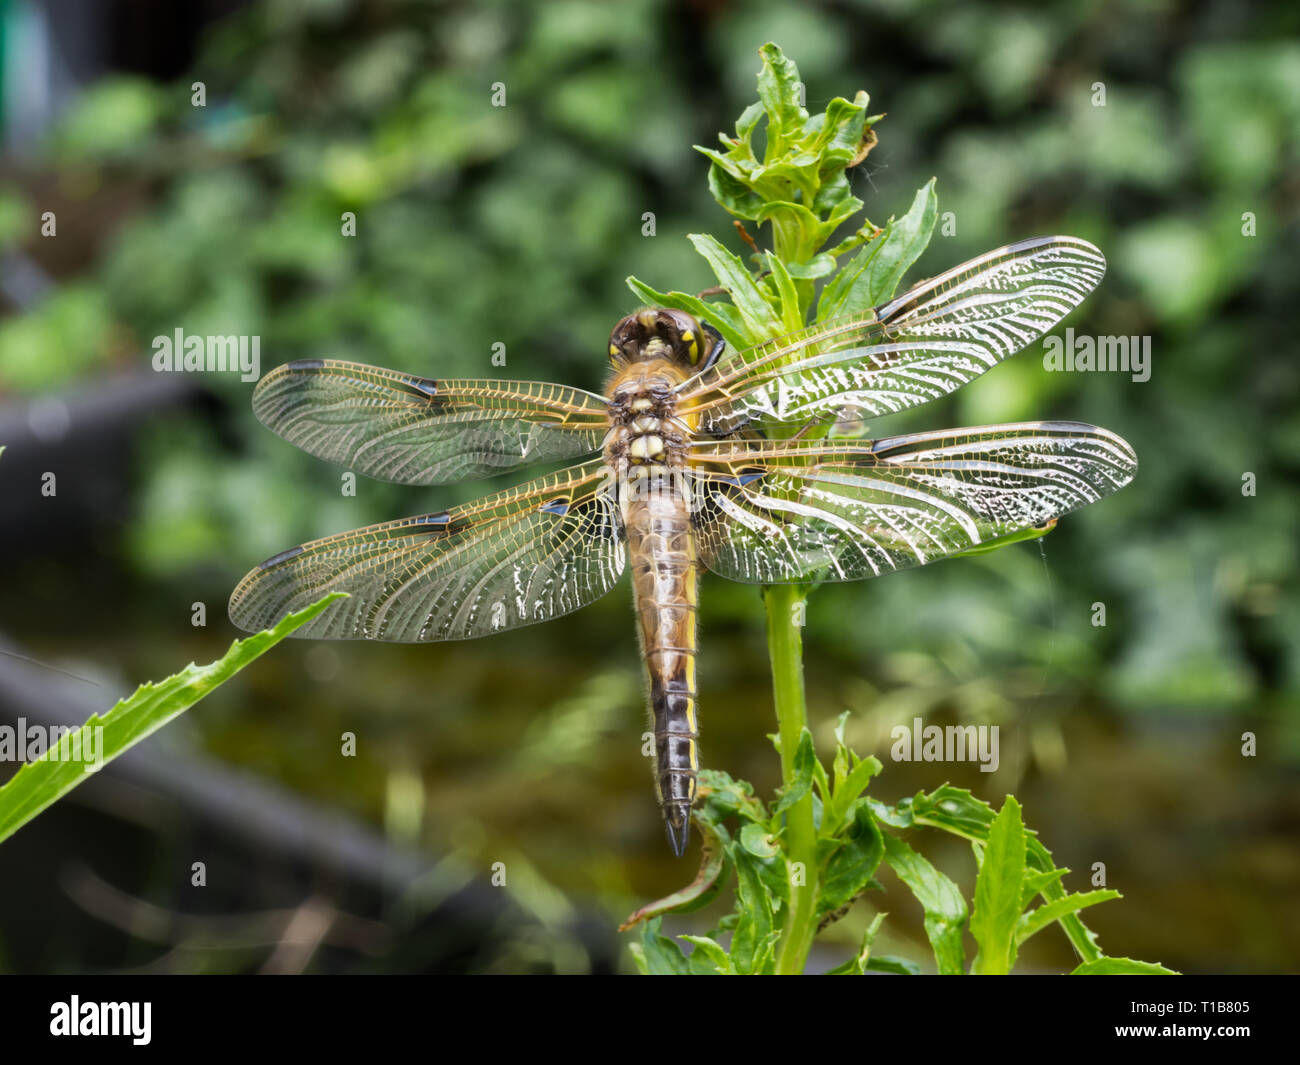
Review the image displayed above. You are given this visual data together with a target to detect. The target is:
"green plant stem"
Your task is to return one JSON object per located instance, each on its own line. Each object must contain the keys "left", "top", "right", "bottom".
{"left": 765, "top": 582, "right": 818, "bottom": 974}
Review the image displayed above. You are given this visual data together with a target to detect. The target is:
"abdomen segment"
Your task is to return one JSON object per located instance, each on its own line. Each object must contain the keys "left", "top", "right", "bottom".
{"left": 626, "top": 471, "right": 700, "bottom": 856}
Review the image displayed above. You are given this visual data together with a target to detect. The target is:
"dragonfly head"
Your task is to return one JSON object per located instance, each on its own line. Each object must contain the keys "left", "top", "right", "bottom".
{"left": 608, "top": 309, "right": 724, "bottom": 371}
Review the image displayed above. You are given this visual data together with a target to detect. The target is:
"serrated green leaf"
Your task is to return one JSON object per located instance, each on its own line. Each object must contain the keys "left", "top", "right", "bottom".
{"left": 811, "top": 758, "right": 831, "bottom": 806}
{"left": 695, "top": 143, "right": 750, "bottom": 180}
{"left": 739, "top": 821, "right": 781, "bottom": 859}
{"left": 832, "top": 712, "right": 852, "bottom": 790}
{"left": 865, "top": 955, "right": 923, "bottom": 975}
{"left": 747, "top": 934, "right": 780, "bottom": 976}
{"left": 825, "top": 912, "right": 886, "bottom": 975}
{"left": 1019, "top": 867, "right": 1067, "bottom": 910}
{"left": 772, "top": 727, "right": 816, "bottom": 815}
{"left": 734, "top": 101, "right": 764, "bottom": 145}
{"left": 762, "top": 253, "right": 803, "bottom": 333}
{"left": 807, "top": 93, "right": 868, "bottom": 156}
{"left": 970, "top": 796, "right": 1027, "bottom": 975}
{"left": 819, "top": 803, "right": 885, "bottom": 915}
{"left": 912, "top": 786, "right": 1106, "bottom": 966}
{"left": 639, "top": 917, "right": 690, "bottom": 975}
{"left": 750, "top": 847, "right": 792, "bottom": 906}
{"left": 809, "top": 120, "right": 864, "bottom": 213}
{"left": 730, "top": 846, "right": 776, "bottom": 974}
{"left": 620, "top": 817, "right": 728, "bottom": 929}
{"left": 825, "top": 754, "right": 882, "bottom": 836}
{"left": 823, "top": 191, "right": 868, "bottom": 234}
{"left": 754, "top": 201, "right": 827, "bottom": 263}
{"left": 0, "top": 593, "right": 345, "bottom": 845}
{"left": 818, "top": 179, "right": 938, "bottom": 320}
{"left": 697, "top": 768, "right": 769, "bottom": 824}
{"left": 811, "top": 170, "right": 860, "bottom": 218}
{"left": 702, "top": 153, "right": 766, "bottom": 220}
{"left": 680, "top": 935, "right": 732, "bottom": 975}
{"left": 882, "top": 834, "right": 967, "bottom": 975}
{"left": 756, "top": 43, "right": 806, "bottom": 158}
{"left": 782, "top": 253, "right": 836, "bottom": 280}
{"left": 753, "top": 159, "right": 819, "bottom": 205}
{"left": 911, "top": 784, "right": 991, "bottom": 838}
{"left": 1071, "top": 957, "right": 1179, "bottom": 975}
{"left": 686, "top": 233, "right": 778, "bottom": 338}
{"left": 868, "top": 796, "right": 916, "bottom": 829}
{"left": 1017, "top": 890, "right": 1121, "bottom": 946}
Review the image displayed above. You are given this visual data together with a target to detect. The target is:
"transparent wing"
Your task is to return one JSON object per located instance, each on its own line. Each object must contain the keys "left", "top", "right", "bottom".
{"left": 228, "top": 460, "right": 624, "bottom": 641}
{"left": 253, "top": 359, "right": 610, "bottom": 485}
{"left": 678, "top": 237, "right": 1106, "bottom": 434}
{"left": 688, "top": 423, "right": 1137, "bottom": 583}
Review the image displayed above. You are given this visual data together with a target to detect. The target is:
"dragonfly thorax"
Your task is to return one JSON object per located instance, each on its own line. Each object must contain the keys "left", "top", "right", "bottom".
{"left": 605, "top": 361, "right": 689, "bottom": 467}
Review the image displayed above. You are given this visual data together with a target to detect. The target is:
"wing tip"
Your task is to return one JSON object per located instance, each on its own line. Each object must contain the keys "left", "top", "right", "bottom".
{"left": 227, "top": 546, "right": 313, "bottom": 635}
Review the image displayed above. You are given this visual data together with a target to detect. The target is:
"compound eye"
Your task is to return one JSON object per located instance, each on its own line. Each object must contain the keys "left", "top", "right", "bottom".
{"left": 659, "top": 309, "right": 702, "bottom": 362}
{"left": 608, "top": 316, "right": 639, "bottom": 361}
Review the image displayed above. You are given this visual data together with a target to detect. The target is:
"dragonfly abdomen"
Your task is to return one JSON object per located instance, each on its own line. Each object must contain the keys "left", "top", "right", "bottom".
{"left": 625, "top": 471, "right": 700, "bottom": 857}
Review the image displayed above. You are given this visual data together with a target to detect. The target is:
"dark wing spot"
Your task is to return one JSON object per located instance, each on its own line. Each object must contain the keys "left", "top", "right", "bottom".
{"left": 406, "top": 511, "right": 469, "bottom": 536}
{"left": 402, "top": 375, "right": 441, "bottom": 401}
{"left": 260, "top": 544, "right": 305, "bottom": 569}
{"left": 718, "top": 468, "right": 766, "bottom": 487}
{"left": 539, "top": 497, "right": 570, "bottom": 516}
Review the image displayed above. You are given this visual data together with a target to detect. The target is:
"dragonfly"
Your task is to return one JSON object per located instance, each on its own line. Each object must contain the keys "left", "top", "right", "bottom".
{"left": 228, "top": 235, "right": 1137, "bottom": 856}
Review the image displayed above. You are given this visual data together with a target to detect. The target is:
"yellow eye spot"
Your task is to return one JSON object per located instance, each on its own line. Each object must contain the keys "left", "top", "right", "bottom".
{"left": 682, "top": 330, "right": 699, "bottom": 361}
{"left": 681, "top": 330, "right": 694, "bottom": 342}
{"left": 609, "top": 344, "right": 619, "bottom": 357}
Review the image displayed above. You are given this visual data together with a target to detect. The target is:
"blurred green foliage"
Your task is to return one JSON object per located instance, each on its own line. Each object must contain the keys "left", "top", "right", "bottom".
{"left": 2, "top": 0, "right": 1298, "bottom": 972}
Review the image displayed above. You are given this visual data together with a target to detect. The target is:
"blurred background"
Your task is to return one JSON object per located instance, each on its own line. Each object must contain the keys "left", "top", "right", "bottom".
{"left": 0, "top": 0, "right": 1296, "bottom": 975}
